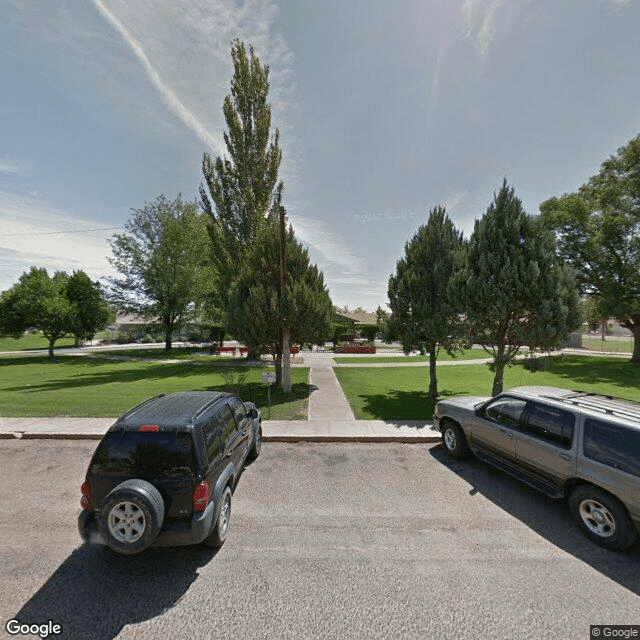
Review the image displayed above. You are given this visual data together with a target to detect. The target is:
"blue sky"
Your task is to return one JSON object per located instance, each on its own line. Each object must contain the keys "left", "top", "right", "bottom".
{"left": 1, "top": 0, "right": 639, "bottom": 310}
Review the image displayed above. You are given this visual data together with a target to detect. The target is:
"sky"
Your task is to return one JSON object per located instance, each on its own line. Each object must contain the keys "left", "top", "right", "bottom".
{"left": 1, "top": 0, "right": 639, "bottom": 311}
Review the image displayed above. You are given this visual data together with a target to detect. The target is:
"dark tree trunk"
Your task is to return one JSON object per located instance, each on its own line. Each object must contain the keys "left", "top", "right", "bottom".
{"left": 164, "top": 322, "right": 173, "bottom": 351}
{"left": 631, "top": 325, "right": 640, "bottom": 365}
{"left": 492, "top": 343, "right": 507, "bottom": 396}
{"left": 428, "top": 343, "right": 438, "bottom": 398}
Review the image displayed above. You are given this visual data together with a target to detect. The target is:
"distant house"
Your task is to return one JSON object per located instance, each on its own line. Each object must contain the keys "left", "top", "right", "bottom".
{"left": 331, "top": 310, "right": 378, "bottom": 342}
{"left": 110, "top": 314, "right": 153, "bottom": 333}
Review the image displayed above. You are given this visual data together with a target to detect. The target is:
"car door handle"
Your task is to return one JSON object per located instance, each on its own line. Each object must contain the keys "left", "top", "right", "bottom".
{"left": 499, "top": 429, "right": 514, "bottom": 438}
{"left": 560, "top": 453, "right": 571, "bottom": 461}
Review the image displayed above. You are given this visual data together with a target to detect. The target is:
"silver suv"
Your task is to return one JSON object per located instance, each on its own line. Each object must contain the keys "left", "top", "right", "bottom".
{"left": 434, "top": 386, "right": 640, "bottom": 551}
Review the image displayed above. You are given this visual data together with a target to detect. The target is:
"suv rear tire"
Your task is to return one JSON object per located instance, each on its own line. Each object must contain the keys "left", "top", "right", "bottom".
{"left": 98, "top": 479, "right": 165, "bottom": 555}
{"left": 247, "top": 425, "right": 262, "bottom": 462}
{"left": 441, "top": 421, "right": 469, "bottom": 460}
{"left": 569, "top": 485, "right": 637, "bottom": 551}
{"left": 204, "top": 486, "right": 232, "bottom": 548}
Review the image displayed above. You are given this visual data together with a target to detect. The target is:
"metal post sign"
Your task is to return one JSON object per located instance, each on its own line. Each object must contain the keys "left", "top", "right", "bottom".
{"left": 262, "top": 372, "right": 277, "bottom": 418}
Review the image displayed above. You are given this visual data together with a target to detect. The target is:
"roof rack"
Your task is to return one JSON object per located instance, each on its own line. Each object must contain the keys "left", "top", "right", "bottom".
{"left": 541, "top": 391, "right": 640, "bottom": 424}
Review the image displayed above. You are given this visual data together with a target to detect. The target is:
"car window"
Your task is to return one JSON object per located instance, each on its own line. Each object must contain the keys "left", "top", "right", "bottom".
{"left": 201, "top": 417, "right": 221, "bottom": 461}
{"left": 218, "top": 404, "right": 237, "bottom": 443}
{"left": 484, "top": 397, "right": 527, "bottom": 429}
{"left": 91, "top": 432, "right": 196, "bottom": 477}
{"left": 583, "top": 419, "right": 640, "bottom": 478}
{"left": 523, "top": 402, "right": 574, "bottom": 449}
{"left": 229, "top": 396, "right": 248, "bottom": 424}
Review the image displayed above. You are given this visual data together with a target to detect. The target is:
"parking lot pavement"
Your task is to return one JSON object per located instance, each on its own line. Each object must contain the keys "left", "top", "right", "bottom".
{"left": 1, "top": 440, "right": 639, "bottom": 640}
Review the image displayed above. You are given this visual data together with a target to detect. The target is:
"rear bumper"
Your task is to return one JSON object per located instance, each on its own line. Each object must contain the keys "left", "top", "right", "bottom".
{"left": 154, "top": 501, "right": 215, "bottom": 546}
{"left": 78, "top": 500, "right": 216, "bottom": 548}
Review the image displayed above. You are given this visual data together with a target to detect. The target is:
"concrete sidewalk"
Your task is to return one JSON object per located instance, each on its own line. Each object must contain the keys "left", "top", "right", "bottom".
{"left": 0, "top": 417, "right": 440, "bottom": 443}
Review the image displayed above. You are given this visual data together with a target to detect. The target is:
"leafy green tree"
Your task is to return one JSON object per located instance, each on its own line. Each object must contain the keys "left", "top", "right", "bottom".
{"left": 0, "top": 267, "right": 74, "bottom": 357}
{"left": 66, "top": 270, "right": 110, "bottom": 346}
{"left": 200, "top": 39, "right": 283, "bottom": 314}
{"left": 452, "top": 180, "right": 581, "bottom": 396}
{"left": 388, "top": 205, "right": 465, "bottom": 397}
{"left": 108, "top": 194, "right": 213, "bottom": 351}
{"left": 540, "top": 133, "right": 640, "bottom": 363}
{"left": 227, "top": 218, "right": 332, "bottom": 383}
{"left": 581, "top": 295, "right": 604, "bottom": 333}
{"left": 375, "top": 306, "right": 396, "bottom": 343}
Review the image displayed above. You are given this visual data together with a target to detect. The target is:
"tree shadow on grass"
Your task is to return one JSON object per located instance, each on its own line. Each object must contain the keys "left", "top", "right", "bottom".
{"left": 13, "top": 543, "right": 217, "bottom": 640}
{"left": 429, "top": 445, "right": 640, "bottom": 595}
{"left": 513, "top": 355, "right": 640, "bottom": 394}
{"left": 356, "top": 389, "right": 467, "bottom": 421}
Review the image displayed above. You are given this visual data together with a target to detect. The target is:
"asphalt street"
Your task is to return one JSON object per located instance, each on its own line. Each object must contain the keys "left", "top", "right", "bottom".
{"left": 1, "top": 440, "right": 639, "bottom": 640}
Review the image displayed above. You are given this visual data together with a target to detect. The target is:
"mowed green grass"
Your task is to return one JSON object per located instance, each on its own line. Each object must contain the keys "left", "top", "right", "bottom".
{"left": 333, "top": 348, "right": 490, "bottom": 364}
{"left": 334, "top": 355, "right": 640, "bottom": 420}
{"left": 0, "top": 354, "right": 309, "bottom": 419}
{"left": 0, "top": 334, "right": 76, "bottom": 352}
{"left": 581, "top": 336, "right": 632, "bottom": 353}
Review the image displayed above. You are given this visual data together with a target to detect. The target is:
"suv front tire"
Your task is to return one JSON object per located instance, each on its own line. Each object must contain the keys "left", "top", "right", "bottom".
{"left": 441, "top": 421, "right": 470, "bottom": 460}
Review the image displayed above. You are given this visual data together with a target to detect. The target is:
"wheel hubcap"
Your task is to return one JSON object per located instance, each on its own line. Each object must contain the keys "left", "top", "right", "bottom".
{"left": 444, "top": 429, "right": 457, "bottom": 451}
{"left": 219, "top": 497, "right": 230, "bottom": 535}
{"left": 579, "top": 499, "right": 616, "bottom": 538}
{"left": 108, "top": 501, "right": 145, "bottom": 543}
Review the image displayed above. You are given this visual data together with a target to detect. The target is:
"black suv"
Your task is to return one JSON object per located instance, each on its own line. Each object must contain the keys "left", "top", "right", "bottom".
{"left": 78, "top": 391, "right": 262, "bottom": 554}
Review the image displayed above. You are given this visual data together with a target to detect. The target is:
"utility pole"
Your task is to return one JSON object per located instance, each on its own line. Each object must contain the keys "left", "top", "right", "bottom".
{"left": 279, "top": 203, "right": 291, "bottom": 393}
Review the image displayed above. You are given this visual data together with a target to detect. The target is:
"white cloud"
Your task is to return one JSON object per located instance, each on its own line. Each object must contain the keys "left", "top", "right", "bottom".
{"left": 290, "top": 213, "right": 367, "bottom": 276}
{"left": 91, "top": 0, "right": 294, "bottom": 157}
{"left": 460, "top": 0, "right": 528, "bottom": 62}
{"left": 443, "top": 187, "right": 490, "bottom": 236}
{"left": 0, "top": 190, "right": 118, "bottom": 290}
{"left": 0, "top": 159, "right": 20, "bottom": 174}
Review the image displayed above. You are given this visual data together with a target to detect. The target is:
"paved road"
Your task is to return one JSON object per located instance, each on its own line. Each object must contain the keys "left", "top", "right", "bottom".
{"left": 1, "top": 440, "right": 639, "bottom": 640}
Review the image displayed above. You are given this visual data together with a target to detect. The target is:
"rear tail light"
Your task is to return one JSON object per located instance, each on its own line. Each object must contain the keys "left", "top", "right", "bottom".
{"left": 80, "top": 482, "right": 91, "bottom": 510}
{"left": 193, "top": 480, "right": 210, "bottom": 512}
{"left": 139, "top": 424, "right": 160, "bottom": 432}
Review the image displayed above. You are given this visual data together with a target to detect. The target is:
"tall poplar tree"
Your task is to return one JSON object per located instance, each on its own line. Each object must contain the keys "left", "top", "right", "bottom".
{"left": 452, "top": 180, "right": 581, "bottom": 396}
{"left": 200, "top": 40, "right": 283, "bottom": 312}
{"left": 388, "top": 205, "right": 465, "bottom": 397}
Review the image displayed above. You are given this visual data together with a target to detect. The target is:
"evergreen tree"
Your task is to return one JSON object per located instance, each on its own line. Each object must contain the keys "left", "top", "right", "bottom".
{"left": 452, "top": 180, "right": 581, "bottom": 396}
{"left": 227, "top": 218, "right": 332, "bottom": 383}
{"left": 388, "top": 205, "right": 465, "bottom": 397}
{"left": 200, "top": 40, "right": 283, "bottom": 313}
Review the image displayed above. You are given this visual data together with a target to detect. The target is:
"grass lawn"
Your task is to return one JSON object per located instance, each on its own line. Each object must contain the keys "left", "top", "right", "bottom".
{"left": 334, "top": 355, "right": 640, "bottom": 421}
{"left": 581, "top": 336, "right": 633, "bottom": 354}
{"left": 0, "top": 353, "right": 309, "bottom": 419}
{"left": 0, "top": 333, "right": 76, "bottom": 352}
{"left": 334, "top": 348, "right": 490, "bottom": 364}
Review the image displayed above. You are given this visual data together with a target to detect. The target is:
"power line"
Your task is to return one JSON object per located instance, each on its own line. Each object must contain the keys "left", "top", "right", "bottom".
{"left": 5, "top": 227, "right": 122, "bottom": 237}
